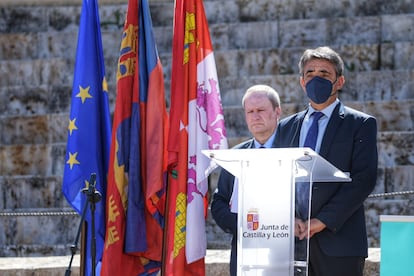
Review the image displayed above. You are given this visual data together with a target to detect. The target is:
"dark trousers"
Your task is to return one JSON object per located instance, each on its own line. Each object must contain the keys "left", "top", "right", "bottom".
{"left": 308, "top": 238, "right": 365, "bottom": 276}
{"left": 230, "top": 239, "right": 237, "bottom": 276}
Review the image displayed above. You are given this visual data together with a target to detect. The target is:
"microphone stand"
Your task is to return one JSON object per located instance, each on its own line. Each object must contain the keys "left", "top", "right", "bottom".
{"left": 65, "top": 173, "right": 101, "bottom": 276}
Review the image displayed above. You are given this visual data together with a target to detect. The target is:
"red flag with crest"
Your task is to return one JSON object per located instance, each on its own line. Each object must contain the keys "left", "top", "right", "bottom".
{"left": 163, "top": 0, "right": 228, "bottom": 275}
{"left": 101, "top": 0, "right": 168, "bottom": 274}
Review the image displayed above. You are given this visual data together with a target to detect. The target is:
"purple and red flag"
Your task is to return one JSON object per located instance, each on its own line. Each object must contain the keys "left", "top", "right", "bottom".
{"left": 100, "top": 0, "right": 168, "bottom": 275}
{"left": 163, "top": 0, "right": 228, "bottom": 275}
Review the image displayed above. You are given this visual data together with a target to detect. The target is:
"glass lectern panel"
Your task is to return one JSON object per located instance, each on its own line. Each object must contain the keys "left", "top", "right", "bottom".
{"left": 203, "top": 148, "right": 351, "bottom": 276}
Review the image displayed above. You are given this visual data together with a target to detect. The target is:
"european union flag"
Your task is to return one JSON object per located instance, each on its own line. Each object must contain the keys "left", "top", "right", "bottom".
{"left": 62, "top": 0, "right": 111, "bottom": 275}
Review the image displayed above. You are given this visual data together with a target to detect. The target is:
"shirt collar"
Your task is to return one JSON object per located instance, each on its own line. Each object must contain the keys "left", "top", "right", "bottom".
{"left": 307, "top": 98, "right": 339, "bottom": 119}
{"left": 254, "top": 129, "right": 276, "bottom": 148}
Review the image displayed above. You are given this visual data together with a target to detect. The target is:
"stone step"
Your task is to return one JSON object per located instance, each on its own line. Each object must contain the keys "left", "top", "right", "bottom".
{"left": 0, "top": 176, "right": 66, "bottom": 209}
{"left": 1, "top": 64, "right": 414, "bottom": 117}
{"left": 1, "top": 41, "right": 414, "bottom": 95}
{"left": 224, "top": 131, "right": 414, "bottom": 169}
{"left": 0, "top": 130, "right": 413, "bottom": 176}
{"left": 0, "top": 171, "right": 412, "bottom": 257}
{"left": 0, "top": 13, "right": 399, "bottom": 59}
{"left": 0, "top": 209, "right": 78, "bottom": 257}
{"left": 0, "top": 248, "right": 380, "bottom": 276}
{"left": 0, "top": 62, "right": 413, "bottom": 115}
{"left": 1, "top": 99, "right": 412, "bottom": 148}
{"left": 0, "top": 143, "right": 66, "bottom": 176}
{"left": 218, "top": 70, "right": 414, "bottom": 106}
{"left": 3, "top": 162, "right": 408, "bottom": 209}
{"left": 1, "top": 0, "right": 414, "bottom": 33}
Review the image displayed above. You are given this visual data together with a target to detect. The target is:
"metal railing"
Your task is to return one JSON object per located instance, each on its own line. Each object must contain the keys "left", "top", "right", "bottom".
{"left": 0, "top": 190, "right": 413, "bottom": 217}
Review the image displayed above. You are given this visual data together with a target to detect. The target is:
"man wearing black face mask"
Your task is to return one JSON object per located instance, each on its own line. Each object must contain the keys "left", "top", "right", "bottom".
{"left": 274, "top": 46, "right": 378, "bottom": 276}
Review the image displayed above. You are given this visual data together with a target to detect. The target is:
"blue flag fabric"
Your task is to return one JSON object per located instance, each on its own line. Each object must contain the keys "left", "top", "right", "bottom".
{"left": 62, "top": 0, "right": 111, "bottom": 275}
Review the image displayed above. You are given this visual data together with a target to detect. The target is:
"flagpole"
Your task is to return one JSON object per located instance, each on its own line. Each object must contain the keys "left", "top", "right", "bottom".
{"left": 65, "top": 192, "right": 89, "bottom": 276}
{"left": 82, "top": 173, "right": 101, "bottom": 276}
{"left": 65, "top": 173, "right": 101, "bottom": 276}
{"left": 80, "top": 223, "right": 86, "bottom": 276}
{"left": 161, "top": 170, "right": 172, "bottom": 276}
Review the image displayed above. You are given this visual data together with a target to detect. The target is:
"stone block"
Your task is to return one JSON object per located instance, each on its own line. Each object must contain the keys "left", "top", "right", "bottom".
{"left": 350, "top": 70, "right": 414, "bottom": 101}
{"left": 1, "top": 143, "right": 66, "bottom": 176}
{"left": 339, "top": 44, "right": 381, "bottom": 72}
{"left": 48, "top": 5, "right": 80, "bottom": 32}
{"left": 0, "top": 84, "right": 72, "bottom": 117}
{"left": 0, "top": 85, "right": 49, "bottom": 116}
{"left": 328, "top": 16, "right": 381, "bottom": 45}
{"left": 42, "top": 31, "right": 78, "bottom": 60}
{"left": 0, "top": 6, "right": 48, "bottom": 33}
{"left": 0, "top": 59, "right": 73, "bottom": 87}
{"left": 1, "top": 145, "right": 51, "bottom": 176}
{"left": 279, "top": 18, "right": 328, "bottom": 48}
{"left": 371, "top": 167, "right": 386, "bottom": 196}
{"left": 364, "top": 198, "right": 414, "bottom": 247}
{"left": 203, "top": 1, "right": 239, "bottom": 24}
{"left": 211, "top": 21, "right": 279, "bottom": 50}
{"left": 47, "top": 114, "right": 69, "bottom": 143}
{"left": 218, "top": 74, "right": 305, "bottom": 106}
{"left": 393, "top": 42, "right": 414, "bottom": 71}
{"left": 147, "top": 1, "right": 174, "bottom": 27}
{"left": 0, "top": 177, "right": 5, "bottom": 209}
{"left": 0, "top": 214, "right": 79, "bottom": 257}
{"left": 367, "top": 100, "right": 414, "bottom": 131}
{"left": 1, "top": 116, "right": 49, "bottom": 145}
{"left": 378, "top": 132, "right": 414, "bottom": 167}
{"left": 0, "top": 33, "right": 40, "bottom": 60}
{"left": 384, "top": 165, "right": 414, "bottom": 195}
{"left": 382, "top": 14, "right": 414, "bottom": 43}
{"left": 1, "top": 176, "right": 66, "bottom": 209}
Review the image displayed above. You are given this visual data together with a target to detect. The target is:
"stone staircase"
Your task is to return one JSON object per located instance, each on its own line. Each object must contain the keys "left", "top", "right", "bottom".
{"left": 0, "top": 0, "right": 413, "bottom": 269}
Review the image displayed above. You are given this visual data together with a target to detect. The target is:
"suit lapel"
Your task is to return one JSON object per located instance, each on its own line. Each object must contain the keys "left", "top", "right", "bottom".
{"left": 319, "top": 102, "right": 345, "bottom": 157}
{"left": 292, "top": 110, "right": 307, "bottom": 147}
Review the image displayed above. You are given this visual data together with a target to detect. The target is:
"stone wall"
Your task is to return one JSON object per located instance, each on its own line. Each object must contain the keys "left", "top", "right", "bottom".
{"left": 0, "top": 0, "right": 413, "bottom": 256}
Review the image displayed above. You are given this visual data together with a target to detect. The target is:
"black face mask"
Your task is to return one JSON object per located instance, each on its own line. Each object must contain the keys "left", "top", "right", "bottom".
{"left": 305, "top": 76, "right": 335, "bottom": 104}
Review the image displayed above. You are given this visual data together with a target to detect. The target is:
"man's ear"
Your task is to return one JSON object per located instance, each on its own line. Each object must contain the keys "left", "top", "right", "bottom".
{"left": 336, "top": 75, "right": 345, "bottom": 90}
{"left": 275, "top": 106, "right": 282, "bottom": 118}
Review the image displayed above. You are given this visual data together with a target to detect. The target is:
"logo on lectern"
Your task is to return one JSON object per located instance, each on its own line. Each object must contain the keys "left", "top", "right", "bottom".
{"left": 246, "top": 208, "right": 259, "bottom": 231}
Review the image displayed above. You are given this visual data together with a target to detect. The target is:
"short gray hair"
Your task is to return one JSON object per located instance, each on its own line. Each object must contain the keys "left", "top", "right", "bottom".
{"left": 298, "top": 46, "right": 344, "bottom": 77}
{"left": 242, "top": 84, "right": 281, "bottom": 109}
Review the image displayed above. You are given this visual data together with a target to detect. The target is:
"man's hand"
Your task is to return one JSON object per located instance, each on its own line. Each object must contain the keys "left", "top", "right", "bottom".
{"left": 295, "top": 218, "right": 326, "bottom": 240}
{"left": 308, "top": 218, "right": 326, "bottom": 238}
{"left": 295, "top": 218, "right": 307, "bottom": 240}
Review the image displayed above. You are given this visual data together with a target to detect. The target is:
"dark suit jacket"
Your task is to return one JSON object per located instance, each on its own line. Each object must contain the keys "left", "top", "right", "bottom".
{"left": 211, "top": 137, "right": 278, "bottom": 276}
{"left": 274, "top": 101, "right": 378, "bottom": 257}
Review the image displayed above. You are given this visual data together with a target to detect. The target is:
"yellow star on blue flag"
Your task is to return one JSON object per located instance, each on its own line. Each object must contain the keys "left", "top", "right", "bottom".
{"left": 62, "top": 0, "right": 111, "bottom": 275}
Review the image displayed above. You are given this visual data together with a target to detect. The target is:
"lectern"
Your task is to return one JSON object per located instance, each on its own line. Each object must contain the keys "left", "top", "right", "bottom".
{"left": 203, "top": 148, "right": 351, "bottom": 276}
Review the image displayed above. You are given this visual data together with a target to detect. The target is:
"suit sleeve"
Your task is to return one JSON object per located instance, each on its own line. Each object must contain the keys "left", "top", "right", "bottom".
{"left": 316, "top": 116, "right": 378, "bottom": 232}
{"left": 211, "top": 168, "right": 238, "bottom": 236}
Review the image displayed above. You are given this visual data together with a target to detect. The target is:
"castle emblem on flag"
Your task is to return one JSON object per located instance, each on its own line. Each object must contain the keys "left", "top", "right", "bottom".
{"left": 247, "top": 208, "right": 259, "bottom": 231}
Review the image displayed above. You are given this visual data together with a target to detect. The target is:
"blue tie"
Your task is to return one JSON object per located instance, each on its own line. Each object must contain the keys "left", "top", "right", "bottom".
{"left": 297, "top": 111, "right": 324, "bottom": 219}
{"left": 304, "top": 111, "right": 324, "bottom": 150}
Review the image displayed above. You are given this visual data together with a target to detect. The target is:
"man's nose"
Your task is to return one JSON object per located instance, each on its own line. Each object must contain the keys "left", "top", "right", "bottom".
{"left": 252, "top": 111, "right": 261, "bottom": 119}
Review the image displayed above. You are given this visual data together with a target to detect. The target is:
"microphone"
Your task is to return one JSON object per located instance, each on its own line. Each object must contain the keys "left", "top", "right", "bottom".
{"left": 82, "top": 173, "right": 101, "bottom": 203}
